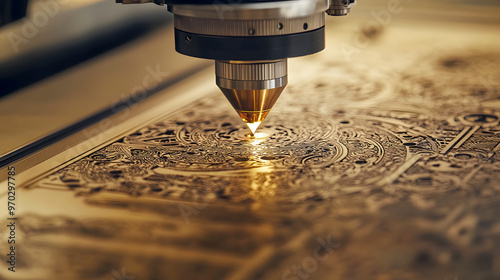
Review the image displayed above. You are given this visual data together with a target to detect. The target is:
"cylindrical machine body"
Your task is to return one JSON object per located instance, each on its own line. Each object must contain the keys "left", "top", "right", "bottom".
{"left": 114, "top": 0, "right": 356, "bottom": 132}
{"left": 167, "top": 0, "right": 330, "bottom": 130}
{"left": 215, "top": 60, "right": 287, "bottom": 90}
{"left": 171, "top": 3, "right": 327, "bottom": 61}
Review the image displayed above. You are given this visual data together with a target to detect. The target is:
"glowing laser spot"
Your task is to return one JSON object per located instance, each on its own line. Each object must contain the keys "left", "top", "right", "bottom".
{"left": 253, "top": 133, "right": 268, "bottom": 139}
{"left": 246, "top": 122, "right": 262, "bottom": 135}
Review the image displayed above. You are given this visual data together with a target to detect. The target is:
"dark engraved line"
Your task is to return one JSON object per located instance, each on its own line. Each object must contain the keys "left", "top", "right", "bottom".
{"left": 454, "top": 125, "right": 480, "bottom": 149}
{"left": 440, "top": 126, "right": 472, "bottom": 155}
{"left": 376, "top": 154, "right": 422, "bottom": 186}
{"left": 491, "top": 141, "right": 500, "bottom": 156}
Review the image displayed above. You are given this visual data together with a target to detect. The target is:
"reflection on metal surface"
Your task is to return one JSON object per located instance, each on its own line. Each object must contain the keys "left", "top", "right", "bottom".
{"left": 3, "top": 10, "right": 500, "bottom": 280}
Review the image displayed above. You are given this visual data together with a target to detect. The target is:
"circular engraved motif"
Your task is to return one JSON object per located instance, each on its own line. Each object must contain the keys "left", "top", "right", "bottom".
{"left": 461, "top": 114, "right": 499, "bottom": 126}
{"left": 53, "top": 107, "right": 427, "bottom": 201}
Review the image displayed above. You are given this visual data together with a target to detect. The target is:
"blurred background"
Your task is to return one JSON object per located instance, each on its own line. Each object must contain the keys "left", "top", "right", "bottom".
{"left": 0, "top": 0, "right": 170, "bottom": 97}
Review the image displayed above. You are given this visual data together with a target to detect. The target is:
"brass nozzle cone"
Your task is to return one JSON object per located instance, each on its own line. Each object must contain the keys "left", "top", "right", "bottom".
{"left": 219, "top": 86, "right": 285, "bottom": 134}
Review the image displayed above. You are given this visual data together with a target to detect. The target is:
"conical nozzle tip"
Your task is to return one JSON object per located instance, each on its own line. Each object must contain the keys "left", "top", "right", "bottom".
{"left": 219, "top": 86, "right": 286, "bottom": 134}
{"left": 246, "top": 122, "right": 262, "bottom": 135}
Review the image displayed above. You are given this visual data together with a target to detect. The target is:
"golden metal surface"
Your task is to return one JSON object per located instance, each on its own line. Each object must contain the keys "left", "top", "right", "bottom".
{"left": 1, "top": 2, "right": 500, "bottom": 280}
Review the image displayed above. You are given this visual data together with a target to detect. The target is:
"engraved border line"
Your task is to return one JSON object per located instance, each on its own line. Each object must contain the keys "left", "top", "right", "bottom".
{"left": 440, "top": 126, "right": 473, "bottom": 155}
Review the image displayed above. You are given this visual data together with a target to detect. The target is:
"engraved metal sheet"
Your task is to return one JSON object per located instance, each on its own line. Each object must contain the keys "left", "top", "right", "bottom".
{"left": 3, "top": 11, "right": 500, "bottom": 280}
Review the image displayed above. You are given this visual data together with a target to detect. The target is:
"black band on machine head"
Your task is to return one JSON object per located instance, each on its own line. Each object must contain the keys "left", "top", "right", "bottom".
{"left": 174, "top": 27, "right": 325, "bottom": 61}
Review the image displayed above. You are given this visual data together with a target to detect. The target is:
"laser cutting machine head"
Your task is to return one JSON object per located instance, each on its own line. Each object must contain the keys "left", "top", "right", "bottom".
{"left": 117, "top": 0, "right": 356, "bottom": 134}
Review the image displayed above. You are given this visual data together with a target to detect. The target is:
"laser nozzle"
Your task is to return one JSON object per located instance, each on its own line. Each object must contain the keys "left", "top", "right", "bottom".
{"left": 219, "top": 86, "right": 286, "bottom": 134}
{"left": 216, "top": 60, "right": 287, "bottom": 135}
